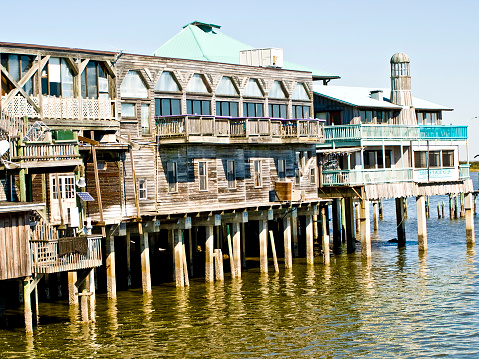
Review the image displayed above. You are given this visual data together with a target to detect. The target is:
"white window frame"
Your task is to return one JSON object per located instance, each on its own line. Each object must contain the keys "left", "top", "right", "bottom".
{"left": 227, "top": 160, "right": 236, "bottom": 190}
{"left": 278, "top": 159, "right": 286, "bottom": 180}
{"left": 199, "top": 161, "right": 208, "bottom": 191}
{"left": 139, "top": 179, "right": 147, "bottom": 200}
{"left": 254, "top": 160, "right": 262, "bottom": 188}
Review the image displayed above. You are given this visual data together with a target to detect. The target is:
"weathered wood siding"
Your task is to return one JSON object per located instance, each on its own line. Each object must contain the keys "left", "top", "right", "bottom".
{"left": 156, "top": 144, "right": 317, "bottom": 214}
{"left": 0, "top": 212, "right": 31, "bottom": 280}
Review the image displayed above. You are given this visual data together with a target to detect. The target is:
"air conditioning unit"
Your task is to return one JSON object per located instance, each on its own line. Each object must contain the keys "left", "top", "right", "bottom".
{"left": 239, "top": 48, "right": 284, "bottom": 68}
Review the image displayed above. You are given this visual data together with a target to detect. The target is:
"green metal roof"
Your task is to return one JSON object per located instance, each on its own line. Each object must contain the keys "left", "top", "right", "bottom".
{"left": 153, "top": 22, "right": 339, "bottom": 80}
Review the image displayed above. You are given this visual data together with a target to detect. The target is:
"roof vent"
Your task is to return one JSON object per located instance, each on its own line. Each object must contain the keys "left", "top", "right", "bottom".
{"left": 239, "top": 48, "right": 283, "bottom": 68}
{"left": 370, "top": 90, "right": 383, "bottom": 101}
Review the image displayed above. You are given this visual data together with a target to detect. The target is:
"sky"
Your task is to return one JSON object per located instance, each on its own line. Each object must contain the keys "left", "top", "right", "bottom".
{"left": 2, "top": 0, "right": 478, "bottom": 159}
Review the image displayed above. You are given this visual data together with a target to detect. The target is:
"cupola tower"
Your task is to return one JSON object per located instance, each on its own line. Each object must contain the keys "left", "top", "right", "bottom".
{"left": 390, "top": 52, "right": 416, "bottom": 124}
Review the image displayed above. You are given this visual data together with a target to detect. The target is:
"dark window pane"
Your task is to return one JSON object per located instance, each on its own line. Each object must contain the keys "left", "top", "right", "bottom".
{"left": 230, "top": 102, "right": 238, "bottom": 117}
{"left": 155, "top": 99, "right": 161, "bottom": 116}
{"left": 86, "top": 62, "right": 98, "bottom": 99}
{"left": 280, "top": 105, "right": 287, "bottom": 119}
{"left": 50, "top": 82, "right": 61, "bottom": 97}
{"left": 193, "top": 100, "right": 201, "bottom": 114}
{"left": 221, "top": 102, "right": 229, "bottom": 116}
{"left": 41, "top": 77, "right": 49, "bottom": 96}
{"left": 81, "top": 71, "right": 87, "bottom": 98}
{"left": 243, "top": 103, "right": 247, "bottom": 117}
{"left": 216, "top": 102, "right": 221, "bottom": 116}
{"left": 256, "top": 104, "right": 263, "bottom": 117}
{"left": 171, "top": 99, "right": 181, "bottom": 115}
{"left": 187, "top": 100, "right": 193, "bottom": 114}
{"left": 273, "top": 105, "right": 280, "bottom": 118}
{"left": 248, "top": 103, "right": 255, "bottom": 117}
{"left": 202, "top": 100, "right": 210, "bottom": 115}
{"left": 162, "top": 98, "right": 171, "bottom": 116}
{"left": 303, "top": 106, "right": 310, "bottom": 118}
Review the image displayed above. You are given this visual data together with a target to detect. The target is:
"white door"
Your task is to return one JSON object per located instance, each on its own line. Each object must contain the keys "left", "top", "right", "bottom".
{"left": 50, "top": 174, "right": 76, "bottom": 224}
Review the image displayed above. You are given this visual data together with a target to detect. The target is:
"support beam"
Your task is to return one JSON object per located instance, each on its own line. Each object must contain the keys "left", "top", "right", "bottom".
{"left": 106, "top": 233, "right": 117, "bottom": 299}
{"left": 305, "top": 214, "right": 314, "bottom": 265}
{"left": 345, "top": 198, "right": 356, "bottom": 253}
{"left": 241, "top": 223, "right": 246, "bottom": 269}
{"left": 140, "top": 232, "right": 152, "bottom": 293}
{"left": 396, "top": 197, "right": 406, "bottom": 247}
{"left": 465, "top": 192, "right": 475, "bottom": 244}
{"left": 416, "top": 196, "right": 428, "bottom": 252}
{"left": 321, "top": 206, "right": 330, "bottom": 264}
{"left": 332, "top": 199, "right": 342, "bottom": 254}
{"left": 205, "top": 226, "right": 214, "bottom": 282}
{"left": 232, "top": 222, "right": 241, "bottom": 278}
{"left": 360, "top": 200, "right": 371, "bottom": 257}
{"left": 283, "top": 217, "right": 292, "bottom": 268}
{"left": 174, "top": 229, "right": 185, "bottom": 287}
{"left": 126, "top": 232, "right": 131, "bottom": 287}
{"left": 259, "top": 220, "right": 268, "bottom": 273}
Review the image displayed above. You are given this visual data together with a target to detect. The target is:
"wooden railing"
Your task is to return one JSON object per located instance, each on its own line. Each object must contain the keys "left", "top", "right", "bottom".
{"left": 10, "top": 140, "right": 79, "bottom": 162}
{"left": 0, "top": 109, "right": 29, "bottom": 136}
{"left": 321, "top": 168, "right": 414, "bottom": 186}
{"left": 2, "top": 94, "right": 115, "bottom": 121}
{"left": 30, "top": 218, "right": 102, "bottom": 273}
{"left": 324, "top": 124, "right": 467, "bottom": 142}
{"left": 156, "top": 115, "right": 325, "bottom": 142}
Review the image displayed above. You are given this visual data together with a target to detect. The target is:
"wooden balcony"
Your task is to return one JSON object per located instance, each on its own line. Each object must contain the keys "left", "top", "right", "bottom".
{"left": 321, "top": 168, "right": 413, "bottom": 186}
{"left": 324, "top": 124, "right": 467, "bottom": 143}
{"left": 156, "top": 115, "right": 325, "bottom": 144}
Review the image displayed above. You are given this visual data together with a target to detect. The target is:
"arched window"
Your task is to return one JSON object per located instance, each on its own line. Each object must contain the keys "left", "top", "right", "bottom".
{"left": 292, "top": 83, "right": 309, "bottom": 100}
{"left": 243, "top": 79, "right": 263, "bottom": 97}
{"left": 155, "top": 71, "right": 180, "bottom": 92}
{"left": 268, "top": 81, "right": 286, "bottom": 99}
{"left": 186, "top": 74, "right": 209, "bottom": 93}
{"left": 216, "top": 76, "right": 238, "bottom": 96}
{"left": 120, "top": 71, "right": 148, "bottom": 98}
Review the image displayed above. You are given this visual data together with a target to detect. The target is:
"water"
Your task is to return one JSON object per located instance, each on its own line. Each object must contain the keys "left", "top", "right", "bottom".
{"left": 1, "top": 175, "right": 479, "bottom": 358}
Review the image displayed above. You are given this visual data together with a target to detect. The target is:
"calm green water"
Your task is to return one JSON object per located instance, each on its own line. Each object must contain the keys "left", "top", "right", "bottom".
{"left": 1, "top": 177, "right": 479, "bottom": 357}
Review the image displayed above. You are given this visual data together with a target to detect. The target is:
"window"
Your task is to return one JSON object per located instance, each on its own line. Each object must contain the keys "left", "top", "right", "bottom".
{"left": 216, "top": 101, "right": 238, "bottom": 117}
{"left": 292, "top": 105, "right": 311, "bottom": 119}
{"left": 97, "top": 160, "right": 107, "bottom": 171}
{"left": 199, "top": 161, "right": 207, "bottom": 191}
{"left": 186, "top": 99, "right": 210, "bottom": 115}
{"left": 155, "top": 71, "right": 180, "bottom": 92}
{"left": 442, "top": 151, "right": 454, "bottom": 167}
{"left": 417, "top": 113, "right": 424, "bottom": 125}
{"left": 121, "top": 103, "right": 135, "bottom": 117}
{"left": 243, "top": 79, "right": 263, "bottom": 97}
{"left": 310, "top": 167, "right": 316, "bottom": 185}
{"left": 243, "top": 102, "right": 263, "bottom": 117}
{"left": 186, "top": 74, "right": 209, "bottom": 93}
{"left": 141, "top": 104, "right": 150, "bottom": 134}
{"left": 227, "top": 160, "right": 236, "bottom": 189}
{"left": 414, "top": 151, "right": 427, "bottom": 168}
{"left": 269, "top": 81, "right": 286, "bottom": 99}
{"left": 40, "top": 58, "right": 74, "bottom": 98}
{"left": 269, "top": 104, "right": 287, "bottom": 119}
{"left": 216, "top": 76, "right": 238, "bottom": 96}
{"left": 363, "top": 150, "right": 391, "bottom": 169}
{"left": 155, "top": 98, "right": 181, "bottom": 116}
{"left": 429, "top": 151, "right": 440, "bottom": 168}
{"left": 254, "top": 160, "right": 262, "bottom": 187}
{"left": 278, "top": 159, "right": 286, "bottom": 180}
{"left": 120, "top": 70, "right": 148, "bottom": 98}
{"left": 1, "top": 54, "right": 34, "bottom": 96}
{"left": 292, "top": 83, "right": 309, "bottom": 100}
{"left": 360, "top": 110, "right": 373, "bottom": 123}
{"left": 167, "top": 162, "right": 178, "bottom": 193}
{"left": 139, "top": 179, "right": 147, "bottom": 200}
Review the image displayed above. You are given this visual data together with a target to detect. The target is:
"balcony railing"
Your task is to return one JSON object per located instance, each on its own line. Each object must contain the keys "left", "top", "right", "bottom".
{"left": 30, "top": 236, "right": 103, "bottom": 274}
{"left": 321, "top": 168, "right": 414, "bottom": 186}
{"left": 8, "top": 140, "right": 80, "bottom": 166}
{"left": 324, "top": 124, "right": 467, "bottom": 142}
{"left": 156, "top": 115, "right": 324, "bottom": 143}
{"left": 2, "top": 94, "right": 115, "bottom": 121}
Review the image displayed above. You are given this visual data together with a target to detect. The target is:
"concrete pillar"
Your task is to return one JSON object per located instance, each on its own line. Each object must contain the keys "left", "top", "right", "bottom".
{"left": 332, "top": 199, "right": 341, "bottom": 254}
{"left": 174, "top": 229, "right": 185, "bottom": 287}
{"left": 305, "top": 214, "right": 314, "bottom": 265}
{"left": 373, "top": 202, "right": 379, "bottom": 231}
{"left": 465, "top": 192, "right": 475, "bottom": 244}
{"left": 24, "top": 277, "right": 33, "bottom": 334}
{"left": 291, "top": 216, "right": 298, "bottom": 257}
{"left": 321, "top": 206, "right": 330, "bottom": 264}
{"left": 68, "top": 271, "right": 78, "bottom": 305}
{"left": 106, "top": 233, "right": 117, "bottom": 299}
{"left": 345, "top": 198, "right": 356, "bottom": 253}
{"left": 126, "top": 232, "right": 131, "bottom": 287}
{"left": 416, "top": 195, "right": 428, "bottom": 252}
{"left": 396, "top": 197, "right": 406, "bottom": 247}
{"left": 259, "top": 220, "right": 268, "bottom": 273}
{"left": 140, "top": 232, "right": 152, "bottom": 293}
{"left": 232, "top": 222, "right": 241, "bottom": 278}
{"left": 360, "top": 200, "right": 371, "bottom": 257}
{"left": 283, "top": 217, "right": 292, "bottom": 268}
{"left": 205, "top": 226, "right": 214, "bottom": 282}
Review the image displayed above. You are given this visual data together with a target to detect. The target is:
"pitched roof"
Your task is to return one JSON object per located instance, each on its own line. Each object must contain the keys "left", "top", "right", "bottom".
{"left": 313, "top": 85, "right": 453, "bottom": 111}
{"left": 153, "top": 21, "right": 339, "bottom": 80}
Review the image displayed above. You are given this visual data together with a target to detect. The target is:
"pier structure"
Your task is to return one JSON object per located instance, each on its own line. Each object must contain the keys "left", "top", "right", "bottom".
{"left": 0, "top": 24, "right": 474, "bottom": 333}
{"left": 314, "top": 52, "right": 473, "bottom": 254}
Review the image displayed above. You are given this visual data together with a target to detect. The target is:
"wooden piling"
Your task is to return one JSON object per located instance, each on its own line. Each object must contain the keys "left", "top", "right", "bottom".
{"left": 205, "top": 226, "right": 214, "bottom": 282}
{"left": 465, "top": 192, "right": 475, "bottom": 244}
{"left": 24, "top": 277, "right": 33, "bottom": 334}
{"left": 305, "top": 214, "right": 314, "bottom": 265}
{"left": 214, "top": 249, "right": 224, "bottom": 281}
{"left": 355, "top": 203, "right": 360, "bottom": 233}
{"left": 437, "top": 204, "right": 441, "bottom": 219}
{"left": 241, "top": 223, "right": 246, "bottom": 268}
{"left": 442, "top": 201, "right": 445, "bottom": 218}
{"left": 474, "top": 194, "right": 477, "bottom": 215}
{"left": 174, "top": 229, "right": 185, "bottom": 287}
{"left": 332, "top": 199, "right": 342, "bottom": 254}
{"left": 291, "top": 216, "right": 298, "bottom": 257}
{"left": 68, "top": 271, "right": 78, "bottom": 305}
{"left": 269, "top": 230, "right": 279, "bottom": 273}
{"left": 89, "top": 269, "right": 96, "bottom": 322}
{"left": 182, "top": 241, "right": 189, "bottom": 286}
{"left": 321, "top": 206, "right": 330, "bottom": 264}
{"left": 461, "top": 193, "right": 465, "bottom": 218}
{"left": 454, "top": 195, "right": 458, "bottom": 219}
{"left": 106, "top": 232, "right": 117, "bottom": 299}
{"left": 345, "top": 197, "right": 356, "bottom": 254}
{"left": 140, "top": 232, "right": 152, "bottom": 293}
{"left": 341, "top": 198, "right": 346, "bottom": 243}
{"left": 360, "top": 200, "right": 371, "bottom": 257}
{"left": 449, "top": 194, "right": 453, "bottom": 219}
{"left": 379, "top": 198, "right": 383, "bottom": 219}
{"left": 417, "top": 196, "right": 428, "bottom": 252}
{"left": 259, "top": 220, "right": 268, "bottom": 273}
{"left": 126, "top": 232, "right": 131, "bottom": 287}
{"left": 283, "top": 217, "right": 292, "bottom": 269}
{"left": 226, "top": 225, "right": 236, "bottom": 279}
{"left": 373, "top": 202, "right": 379, "bottom": 231}
{"left": 232, "top": 222, "right": 241, "bottom": 278}
{"left": 396, "top": 197, "right": 406, "bottom": 247}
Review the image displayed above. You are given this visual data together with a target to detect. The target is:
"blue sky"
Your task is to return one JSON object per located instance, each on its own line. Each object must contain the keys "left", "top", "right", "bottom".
{"left": 2, "top": 0, "right": 478, "bottom": 158}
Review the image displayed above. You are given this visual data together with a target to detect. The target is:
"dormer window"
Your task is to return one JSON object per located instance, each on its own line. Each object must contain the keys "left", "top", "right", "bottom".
{"left": 243, "top": 79, "right": 263, "bottom": 98}
{"left": 155, "top": 71, "right": 180, "bottom": 92}
{"left": 292, "top": 83, "right": 309, "bottom": 100}
{"left": 120, "top": 70, "right": 148, "bottom": 99}
{"left": 268, "top": 81, "right": 286, "bottom": 99}
{"left": 186, "top": 74, "right": 209, "bottom": 93}
{"left": 216, "top": 76, "right": 238, "bottom": 96}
